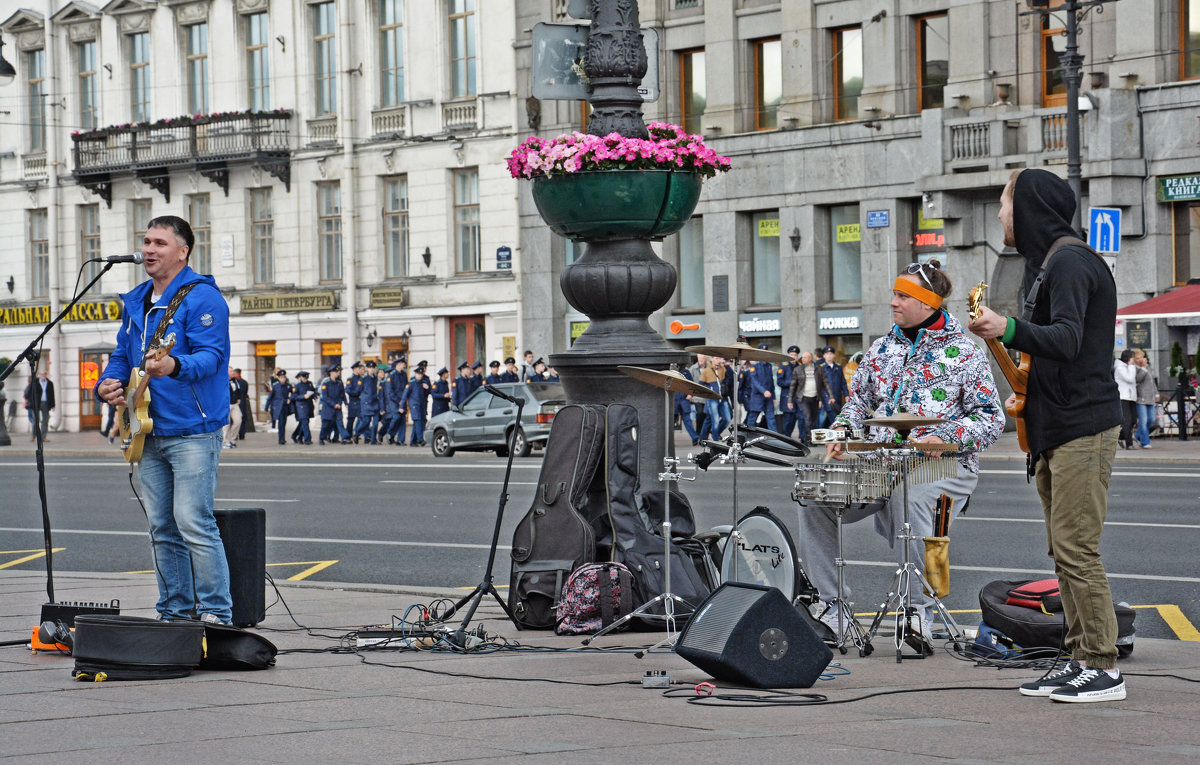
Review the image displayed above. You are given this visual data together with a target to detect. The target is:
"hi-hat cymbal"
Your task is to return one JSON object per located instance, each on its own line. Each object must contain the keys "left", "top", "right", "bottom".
{"left": 617, "top": 365, "right": 719, "bottom": 399}
{"left": 685, "top": 342, "right": 790, "bottom": 363}
{"left": 861, "top": 413, "right": 948, "bottom": 429}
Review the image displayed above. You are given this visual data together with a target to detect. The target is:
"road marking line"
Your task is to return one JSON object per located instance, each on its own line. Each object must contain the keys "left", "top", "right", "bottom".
{"left": 0, "top": 548, "right": 65, "bottom": 569}
{"left": 845, "top": 559, "right": 1200, "bottom": 583}
{"left": 270, "top": 560, "right": 339, "bottom": 581}
{"left": 379, "top": 480, "right": 537, "bottom": 486}
{"left": 959, "top": 516, "right": 1200, "bottom": 531}
{"left": 216, "top": 498, "right": 299, "bottom": 503}
{"left": 454, "top": 584, "right": 508, "bottom": 590}
{"left": 1131, "top": 604, "right": 1200, "bottom": 641}
{"left": 979, "top": 469, "right": 1200, "bottom": 478}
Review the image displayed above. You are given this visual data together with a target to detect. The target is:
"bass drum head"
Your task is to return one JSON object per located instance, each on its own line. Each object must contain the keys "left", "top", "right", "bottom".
{"left": 720, "top": 508, "right": 799, "bottom": 602}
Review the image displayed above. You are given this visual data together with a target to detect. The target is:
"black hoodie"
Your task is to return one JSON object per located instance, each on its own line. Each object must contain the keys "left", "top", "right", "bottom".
{"left": 1007, "top": 169, "right": 1121, "bottom": 458}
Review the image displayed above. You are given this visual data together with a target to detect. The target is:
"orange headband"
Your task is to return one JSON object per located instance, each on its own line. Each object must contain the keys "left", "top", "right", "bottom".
{"left": 892, "top": 277, "right": 943, "bottom": 309}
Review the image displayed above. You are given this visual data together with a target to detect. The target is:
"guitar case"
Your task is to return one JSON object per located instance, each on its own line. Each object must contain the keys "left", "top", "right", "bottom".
{"left": 979, "top": 579, "right": 1136, "bottom": 658}
{"left": 71, "top": 615, "right": 205, "bottom": 681}
{"left": 508, "top": 404, "right": 608, "bottom": 629}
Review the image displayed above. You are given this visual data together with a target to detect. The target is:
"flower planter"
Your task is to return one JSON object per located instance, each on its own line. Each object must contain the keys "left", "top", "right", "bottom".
{"left": 531, "top": 170, "right": 703, "bottom": 241}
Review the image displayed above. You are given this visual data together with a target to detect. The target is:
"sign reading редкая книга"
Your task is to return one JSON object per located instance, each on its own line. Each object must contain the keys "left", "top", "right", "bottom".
{"left": 1157, "top": 174, "right": 1200, "bottom": 202}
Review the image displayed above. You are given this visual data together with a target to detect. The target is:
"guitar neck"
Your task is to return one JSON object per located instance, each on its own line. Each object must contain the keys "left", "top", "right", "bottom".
{"left": 984, "top": 337, "right": 1028, "bottom": 394}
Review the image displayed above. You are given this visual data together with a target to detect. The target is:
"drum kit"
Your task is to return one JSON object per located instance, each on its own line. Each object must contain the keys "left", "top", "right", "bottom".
{"left": 599, "top": 343, "right": 966, "bottom": 663}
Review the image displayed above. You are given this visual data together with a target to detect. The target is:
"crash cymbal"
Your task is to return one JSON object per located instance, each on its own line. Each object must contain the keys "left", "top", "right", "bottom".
{"left": 684, "top": 342, "right": 791, "bottom": 363}
{"left": 861, "top": 413, "right": 948, "bottom": 429}
{"left": 617, "top": 365, "right": 719, "bottom": 399}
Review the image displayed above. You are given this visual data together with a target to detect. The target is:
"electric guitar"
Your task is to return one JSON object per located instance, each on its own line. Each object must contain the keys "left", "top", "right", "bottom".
{"left": 967, "top": 282, "right": 1030, "bottom": 453}
{"left": 116, "top": 334, "right": 176, "bottom": 464}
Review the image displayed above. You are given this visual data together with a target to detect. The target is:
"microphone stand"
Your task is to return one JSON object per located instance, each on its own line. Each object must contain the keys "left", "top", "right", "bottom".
{"left": 443, "top": 385, "right": 522, "bottom": 647}
{"left": 0, "top": 261, "right": 116, "bottom": 605}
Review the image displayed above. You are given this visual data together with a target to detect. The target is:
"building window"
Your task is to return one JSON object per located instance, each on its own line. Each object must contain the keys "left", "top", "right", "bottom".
{"left": 751, "top": 212, "right": 781, "bottom": 305}
{"left": 251, "top": 188, "right": 274, "bottom": 284}
{"left": 833, "top": 26, "right": 863, "bottom": 121}
{"left": 246, "top": 12, "right": 270, "bottom": 110}
{"left": 1041, "top": 15, "right": 1067, "bottom": 107}
{"left": 1174, "top": 203, "right": 1200, "bottom": 285}
{"left": 131, "top": 199, "right": 153, "bottom": 252}
{"left": 31, "top": 209, "right": 49, "bottom": 299}
{"left": 129, "top": 32, "right": 150, "bottom": 123}
{"left": 680, "top": 49, "right": 706, "bottom": 135}
{"left": 384, "top": 175, "right": 409, "bottom": 278}
{"left": 830, "top": 204, "right": 861, "bottom": 302}
{"left": 314, "top": 2, "right": 337, "bottom": 115}
{"left": 917, "top": 14, "right": 948, "bottom": 111}
{"left": 454, "top": 168, "right": 481, "bottom": 273}
{"left": 565, "top": 237, "right": 582, "bottom": 266}
{"left": 186, "top": 23, "right": 210, "bottom": 114}
{"left": 1184, "top": 0, "right": 1200, "bottom": 79}
{"left": 753, "top": 38, "right": 781, "bottom": 130}
{"left": 81, "top": 204, "right": 102, "bottom": 283}
{"left": 449, "top": 0, "right": 477, "bottom": 98}
{"left": 380, "top": 0, "right": 405, "bottom": 107}
{"left": 318, "top": 182, "right": 342, "bottom": 281}
{"left": 27, "top": 49, "right": 46, "bottom": 151}
{"left": 187, "top": 194, "right": 211, "bottom": 274}
{"left": 678, "top": 217, "right": 704, "bottom": 309}
{"left": 78, "top": 41, "right": 98, "bottom": 130}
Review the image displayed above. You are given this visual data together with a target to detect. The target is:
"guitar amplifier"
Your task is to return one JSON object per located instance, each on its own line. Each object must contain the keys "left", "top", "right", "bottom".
{"left": 41, "top": 599, "right": 120, "bottom": 628}
{"left": 214, "top": 508, "right": 266, "bottom": 627}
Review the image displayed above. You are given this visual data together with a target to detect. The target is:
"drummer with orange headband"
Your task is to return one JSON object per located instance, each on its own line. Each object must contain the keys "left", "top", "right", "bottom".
{"left": 800, "top": 259, "right": 1005, "bottom": 652}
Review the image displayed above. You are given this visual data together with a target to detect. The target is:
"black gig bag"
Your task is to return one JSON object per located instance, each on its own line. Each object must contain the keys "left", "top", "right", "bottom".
{"left": 72, "top": 615, "right": 204, "bottom": 681}
{"left": 509, "top": 404, "right": 608, "bottom": 629}
{"left": 979, "top": 579, "right": 1136, "bottom": 658}
{"left": 199, "top": 623, "right": 277, "bottom": 670}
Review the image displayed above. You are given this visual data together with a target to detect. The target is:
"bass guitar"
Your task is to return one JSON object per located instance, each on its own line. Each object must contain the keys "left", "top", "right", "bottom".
{"left": 967, "top": 282, "right": 1030, "bottom": 453}
{"left": 116, "top": 334, "right": 176, "bottom": 464}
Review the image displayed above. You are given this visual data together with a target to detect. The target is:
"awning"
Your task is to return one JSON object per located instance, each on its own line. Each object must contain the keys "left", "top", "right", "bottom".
{"left": 1116, "top": 284, "right": 1200, "bottom": 320}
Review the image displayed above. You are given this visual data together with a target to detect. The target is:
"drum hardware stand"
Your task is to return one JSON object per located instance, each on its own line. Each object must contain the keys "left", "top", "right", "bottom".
{"left": 864, "top": 446, "right": 967, "bottom": 663}
{"left": 586, "top": 368, "right": 708, "bottom": 652}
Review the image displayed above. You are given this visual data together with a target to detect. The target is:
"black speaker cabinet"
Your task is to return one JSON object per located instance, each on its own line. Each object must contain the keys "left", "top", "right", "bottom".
{"left": 214, "top": 507, "right": 266, "bottom": 627}
{"left": 676, "top": 582, "right": 832, "bottom": 688}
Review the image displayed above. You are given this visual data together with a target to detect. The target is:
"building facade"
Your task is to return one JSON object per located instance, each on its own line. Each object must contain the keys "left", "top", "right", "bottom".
{"left": 516, "top": 0, "right": 1200, "bottom": 385}
{"left": 0, "top": 0, "right": 522, "bottom": 434}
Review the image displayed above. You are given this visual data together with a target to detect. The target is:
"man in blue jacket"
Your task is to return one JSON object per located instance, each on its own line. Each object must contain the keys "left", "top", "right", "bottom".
{"left": 318, "top": 365, "right": 348, "bottom": 444}
{"left": 95, "top": 215, "right": 232, "bottom": 625}
{"left": 776, "top": 345, "right": 799, "bottom": 438}
{"left": 290, "top": 371, "right": 316, "bottom": 444}
{"left": 265, "top": 369, "right": 293, "bottom": 444}
{"left": 747, "top": 346, "right": 777, "bottom": 432}
{"left": 402, "top": 366, "right": 431, "bottom": 446}
{"left": 344, "top": 360, "right": 366, "bottom": 442}
{"left": 431, "top": 367, "right": 452, "bottom": 417}
{"left": 355, "top": 361, "right": 380, "bottom": 444}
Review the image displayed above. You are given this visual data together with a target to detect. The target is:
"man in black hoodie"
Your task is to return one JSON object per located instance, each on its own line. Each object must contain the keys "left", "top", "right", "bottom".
{"left": 970, "top": 169, "right": 1124, "bottom": 703}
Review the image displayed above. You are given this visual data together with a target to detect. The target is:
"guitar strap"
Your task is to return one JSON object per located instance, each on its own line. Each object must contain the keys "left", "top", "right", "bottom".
{"left": 146, "top": 283, "right": 198, "bottom": 350}
{"left": 1020, "top": 236, "right": 1098, "bottom": 321}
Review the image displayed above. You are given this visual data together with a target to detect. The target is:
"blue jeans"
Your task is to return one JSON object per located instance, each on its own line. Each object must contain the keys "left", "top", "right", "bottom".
{"left": 137, "top": 431, "right": 232, "bottom": 622}
{"left": 410, "top": 417, "right": 426, "bottom": 445}
{"left": 1135, "top": 403, "right": 1154, "bottom": 447}
{"left": 700, "top": 393, "right": 728, "bottom": 441}
{"left": 675, "top": 400, "right": 699, "bottom": 442}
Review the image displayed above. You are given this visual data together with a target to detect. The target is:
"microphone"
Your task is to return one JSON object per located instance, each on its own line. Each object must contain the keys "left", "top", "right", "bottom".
{"left": 484, "top": 384, "right": 525, "bottom": 405}
{"left": 102, "top": 252, "right": 144, "bottom": 264}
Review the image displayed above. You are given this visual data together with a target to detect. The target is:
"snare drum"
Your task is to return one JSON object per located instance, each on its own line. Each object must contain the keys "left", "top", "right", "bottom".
{"left": 791, "top": 461, "right": 893, "bottom": 504}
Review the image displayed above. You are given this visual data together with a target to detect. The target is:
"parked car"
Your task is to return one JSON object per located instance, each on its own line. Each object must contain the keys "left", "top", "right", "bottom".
{"left": 428, "top": 381, "right": 566, "bottom": 458}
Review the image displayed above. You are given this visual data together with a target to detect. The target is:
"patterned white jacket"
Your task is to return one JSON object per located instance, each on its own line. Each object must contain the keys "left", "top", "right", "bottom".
{"left": 835, "top": 311, "right": 1005, "bottom": 473}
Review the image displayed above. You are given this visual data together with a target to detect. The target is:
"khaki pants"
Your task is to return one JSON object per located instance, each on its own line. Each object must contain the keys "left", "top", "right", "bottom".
{"left": 224, "top": 403, "right": 243, "bottom": 445}
{"left": 1034, "top": 426, "right": 1120, "bottom": 669}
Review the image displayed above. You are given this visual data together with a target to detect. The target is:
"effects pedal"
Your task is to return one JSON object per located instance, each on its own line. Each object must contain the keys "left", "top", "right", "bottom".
{"left": 642, "top": 670, "right": 671, "bottom": 689}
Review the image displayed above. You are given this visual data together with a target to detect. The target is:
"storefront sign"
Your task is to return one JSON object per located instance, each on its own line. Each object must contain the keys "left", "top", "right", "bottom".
{"left": 321, "top": 342, "right": 342, "bottom": 357}
{"left": 738, "top": 311, "right": 782, "bottom": 336}
{"left": 255, "top": 342, "right": 277, "bottom": 357}
{"left": 570, "top": 320, "right": 590, "bottom": 345}
{"left": 757, "top": 218, "right": 780, "bottom": 238}
{"left": 80, "top": 361, "right": 100, "bottom": 389}
{"left": 0, "top": 300, "right": 121, "bottom": 326}
{"left": 1157, "top": 174, "right": 1200, "bottom": 202}
{"left": 240, "top": 291, "right": 336, "bottom": 314}
{"left": 369, "top": 288, "right": 407, "bottom": 309}
{"left": 836, "top": 223, "right": 860, "bottom": 243}
{"left": 666, "top": 315, "right": 705, "bottom": 339}
{"left": 918, "top": 209, "right": 944, "bottom": 230}
{"left": 817, "top": 308, "right": 863, "bottom": 335}
{"left": 502, "top": 335, "right": 516, "bottom": 360}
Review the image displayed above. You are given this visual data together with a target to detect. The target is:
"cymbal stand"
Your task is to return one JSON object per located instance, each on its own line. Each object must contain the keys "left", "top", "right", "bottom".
{"left": 864, "top": 446, "right": 966, "bottom": 663}
{"left": 584, "top": 385, "right": 697, "bottom": 652}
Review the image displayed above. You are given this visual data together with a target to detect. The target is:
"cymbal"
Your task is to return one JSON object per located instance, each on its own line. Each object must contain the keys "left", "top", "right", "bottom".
{"left": 685, "top": 342, "right": 790, "bottom": 363}
{"left": 861, "top": 413, "right": 948, "bottom": 429}
{"left": 617, "top": 365, "right": 719, "bottom": 399}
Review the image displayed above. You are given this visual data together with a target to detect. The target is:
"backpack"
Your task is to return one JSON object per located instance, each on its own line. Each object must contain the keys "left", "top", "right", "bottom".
{"left": 555, "top": 562, "right": 636, "bottom": 635}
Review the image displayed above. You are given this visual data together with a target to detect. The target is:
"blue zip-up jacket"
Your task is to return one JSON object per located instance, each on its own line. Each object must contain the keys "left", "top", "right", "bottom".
{"left": 319, "top": 377, "right": 347, "bottom": 419}
{"left": 402, "top": 376, "right": 431, "bottom": 419}
{"left": 96, "top": 267, "right": 230, "bottom": 436}
{"left": 345, "top": 374, "right": 364, "bottom": 416}
{"left": 358, "top": 374, "right": 379, "bottom": 414}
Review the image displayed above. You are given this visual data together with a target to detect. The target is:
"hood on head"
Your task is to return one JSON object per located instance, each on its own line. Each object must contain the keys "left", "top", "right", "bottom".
{"left": 1012, "top": 169, "right": 1077, "bottom": 290}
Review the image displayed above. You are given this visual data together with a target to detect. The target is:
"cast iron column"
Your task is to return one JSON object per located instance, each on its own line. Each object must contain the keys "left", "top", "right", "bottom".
{"left": 549, "top": 0, "right": 690, "bottom": 483}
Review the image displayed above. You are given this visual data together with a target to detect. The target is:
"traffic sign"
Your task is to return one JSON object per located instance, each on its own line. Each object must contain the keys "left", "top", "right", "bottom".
{"left": 1088, "top": 207, "right": 1122, "bottom": 253}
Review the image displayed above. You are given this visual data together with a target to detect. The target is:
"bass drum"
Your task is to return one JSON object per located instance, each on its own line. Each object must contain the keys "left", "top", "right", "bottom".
{"left": 719, "top": 506, "right": 802, "bottom": 603}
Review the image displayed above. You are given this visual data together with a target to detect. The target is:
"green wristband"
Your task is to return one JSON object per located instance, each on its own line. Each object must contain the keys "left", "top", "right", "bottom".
{"left": 1000, "top": 316, "right": 1017, "bottom": 345}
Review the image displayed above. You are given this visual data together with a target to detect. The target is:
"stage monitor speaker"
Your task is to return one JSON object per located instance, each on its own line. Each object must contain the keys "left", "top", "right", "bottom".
{"left": 214, "top": 507, "right": 266, "bottom": 627}
{"left": 675, "top": 582, "right": 832, "bottom": 688}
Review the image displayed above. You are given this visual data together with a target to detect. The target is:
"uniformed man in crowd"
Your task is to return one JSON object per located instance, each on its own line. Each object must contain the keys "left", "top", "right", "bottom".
{"left": 290, "top": 371, "right": 316, "bottom": 444}
{"left": 525, "top": 358, "right": 548, "bottom": 383}
{"left": 384, "top": 360, "right": 407, "bottom": 445}
{"left": 318, "top": 365, "right": 348, "bottom": 444}
{"left": 374, "top": 364, "right": 392, "bottom": 444}
{"left": 355, "top": 361, "right": 380, "bottom": 444}
{"left": 485, "top": 360, "right": 505, "bottom": 385}
{"left": 501, "top": 357, "right": 520, "bottom": 382}
{"left": 344, "top": 360, "right": 366, "bottom": 442}
{"left": 431, "top": 367, "right": 452, "bottom": 417}
{"left": 402, "top": 366, "right": 432, "bottom": 446}
{"left": 266, "top": 369, "right": 293, "bottom": 445}
{"left": 451, "top": 362, "right": 472, "bottom": 407}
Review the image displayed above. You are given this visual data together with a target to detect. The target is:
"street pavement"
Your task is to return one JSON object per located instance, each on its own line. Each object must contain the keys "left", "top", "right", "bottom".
{"left": 2, "top": 427, "right": 1199, "bottom": 762}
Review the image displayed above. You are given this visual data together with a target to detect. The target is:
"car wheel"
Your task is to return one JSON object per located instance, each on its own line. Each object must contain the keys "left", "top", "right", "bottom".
{"left": 511, "top": 427, "right": 532, "bottom": 458}
{"left": 431, "top": 429, "right": 454, "bottom": 458}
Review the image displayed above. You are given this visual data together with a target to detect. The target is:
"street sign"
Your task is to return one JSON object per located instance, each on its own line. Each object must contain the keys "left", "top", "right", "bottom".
{"left": 496, "top": 246, "right": 512, "bottom": 270}
{"left": 1088, "top": 207, "right": 1122, "bottom": 253}
{"left": 531, "top": 23, "right": 659, "bottom": 102}
{"left": 866, "top": 210, "right": 890, "bottom": 228}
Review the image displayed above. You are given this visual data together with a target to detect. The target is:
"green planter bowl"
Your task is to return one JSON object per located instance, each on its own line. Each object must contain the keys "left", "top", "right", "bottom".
{"left": 530, "top": 170, "right": 703, "bottom": 241}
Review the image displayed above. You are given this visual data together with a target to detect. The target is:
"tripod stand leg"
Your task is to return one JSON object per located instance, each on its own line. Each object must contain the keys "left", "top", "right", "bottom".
{"left": 582, "top": 593, "right": 693, "bottom": 647}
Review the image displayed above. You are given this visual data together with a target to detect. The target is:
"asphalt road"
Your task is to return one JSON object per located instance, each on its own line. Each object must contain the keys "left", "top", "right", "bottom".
{"left": 2, "top": 452, "right": 1198, "bottom": 641}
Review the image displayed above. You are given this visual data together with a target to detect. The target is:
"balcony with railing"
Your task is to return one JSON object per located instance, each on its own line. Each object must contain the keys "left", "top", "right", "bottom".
{"left": 371, "top": 105, "right": 408, "bottom": 138}
{"left": 22, "top": 152, "right": 47, "bottom": 180}
{"left": 71, "top": 110, "right": 293, "bottom": 205}
{"left": 943, "top": 107, "right": 1088, "bottom": 172}
{"left": 443, "top": 99, "right": 478, "bottom": 131}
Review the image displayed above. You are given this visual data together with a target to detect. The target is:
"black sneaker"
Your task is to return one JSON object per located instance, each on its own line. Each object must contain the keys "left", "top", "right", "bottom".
{"left": 1048, "top": 668, "right": 1126, "bottom": 703}
{"left": 1019, "top": 660, "right": 1083, "bottom": 697}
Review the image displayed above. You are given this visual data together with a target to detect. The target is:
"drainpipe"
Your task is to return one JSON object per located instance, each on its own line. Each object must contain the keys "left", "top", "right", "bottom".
{"left": 339, "top": 0, "right": 359, "bottom": 364}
